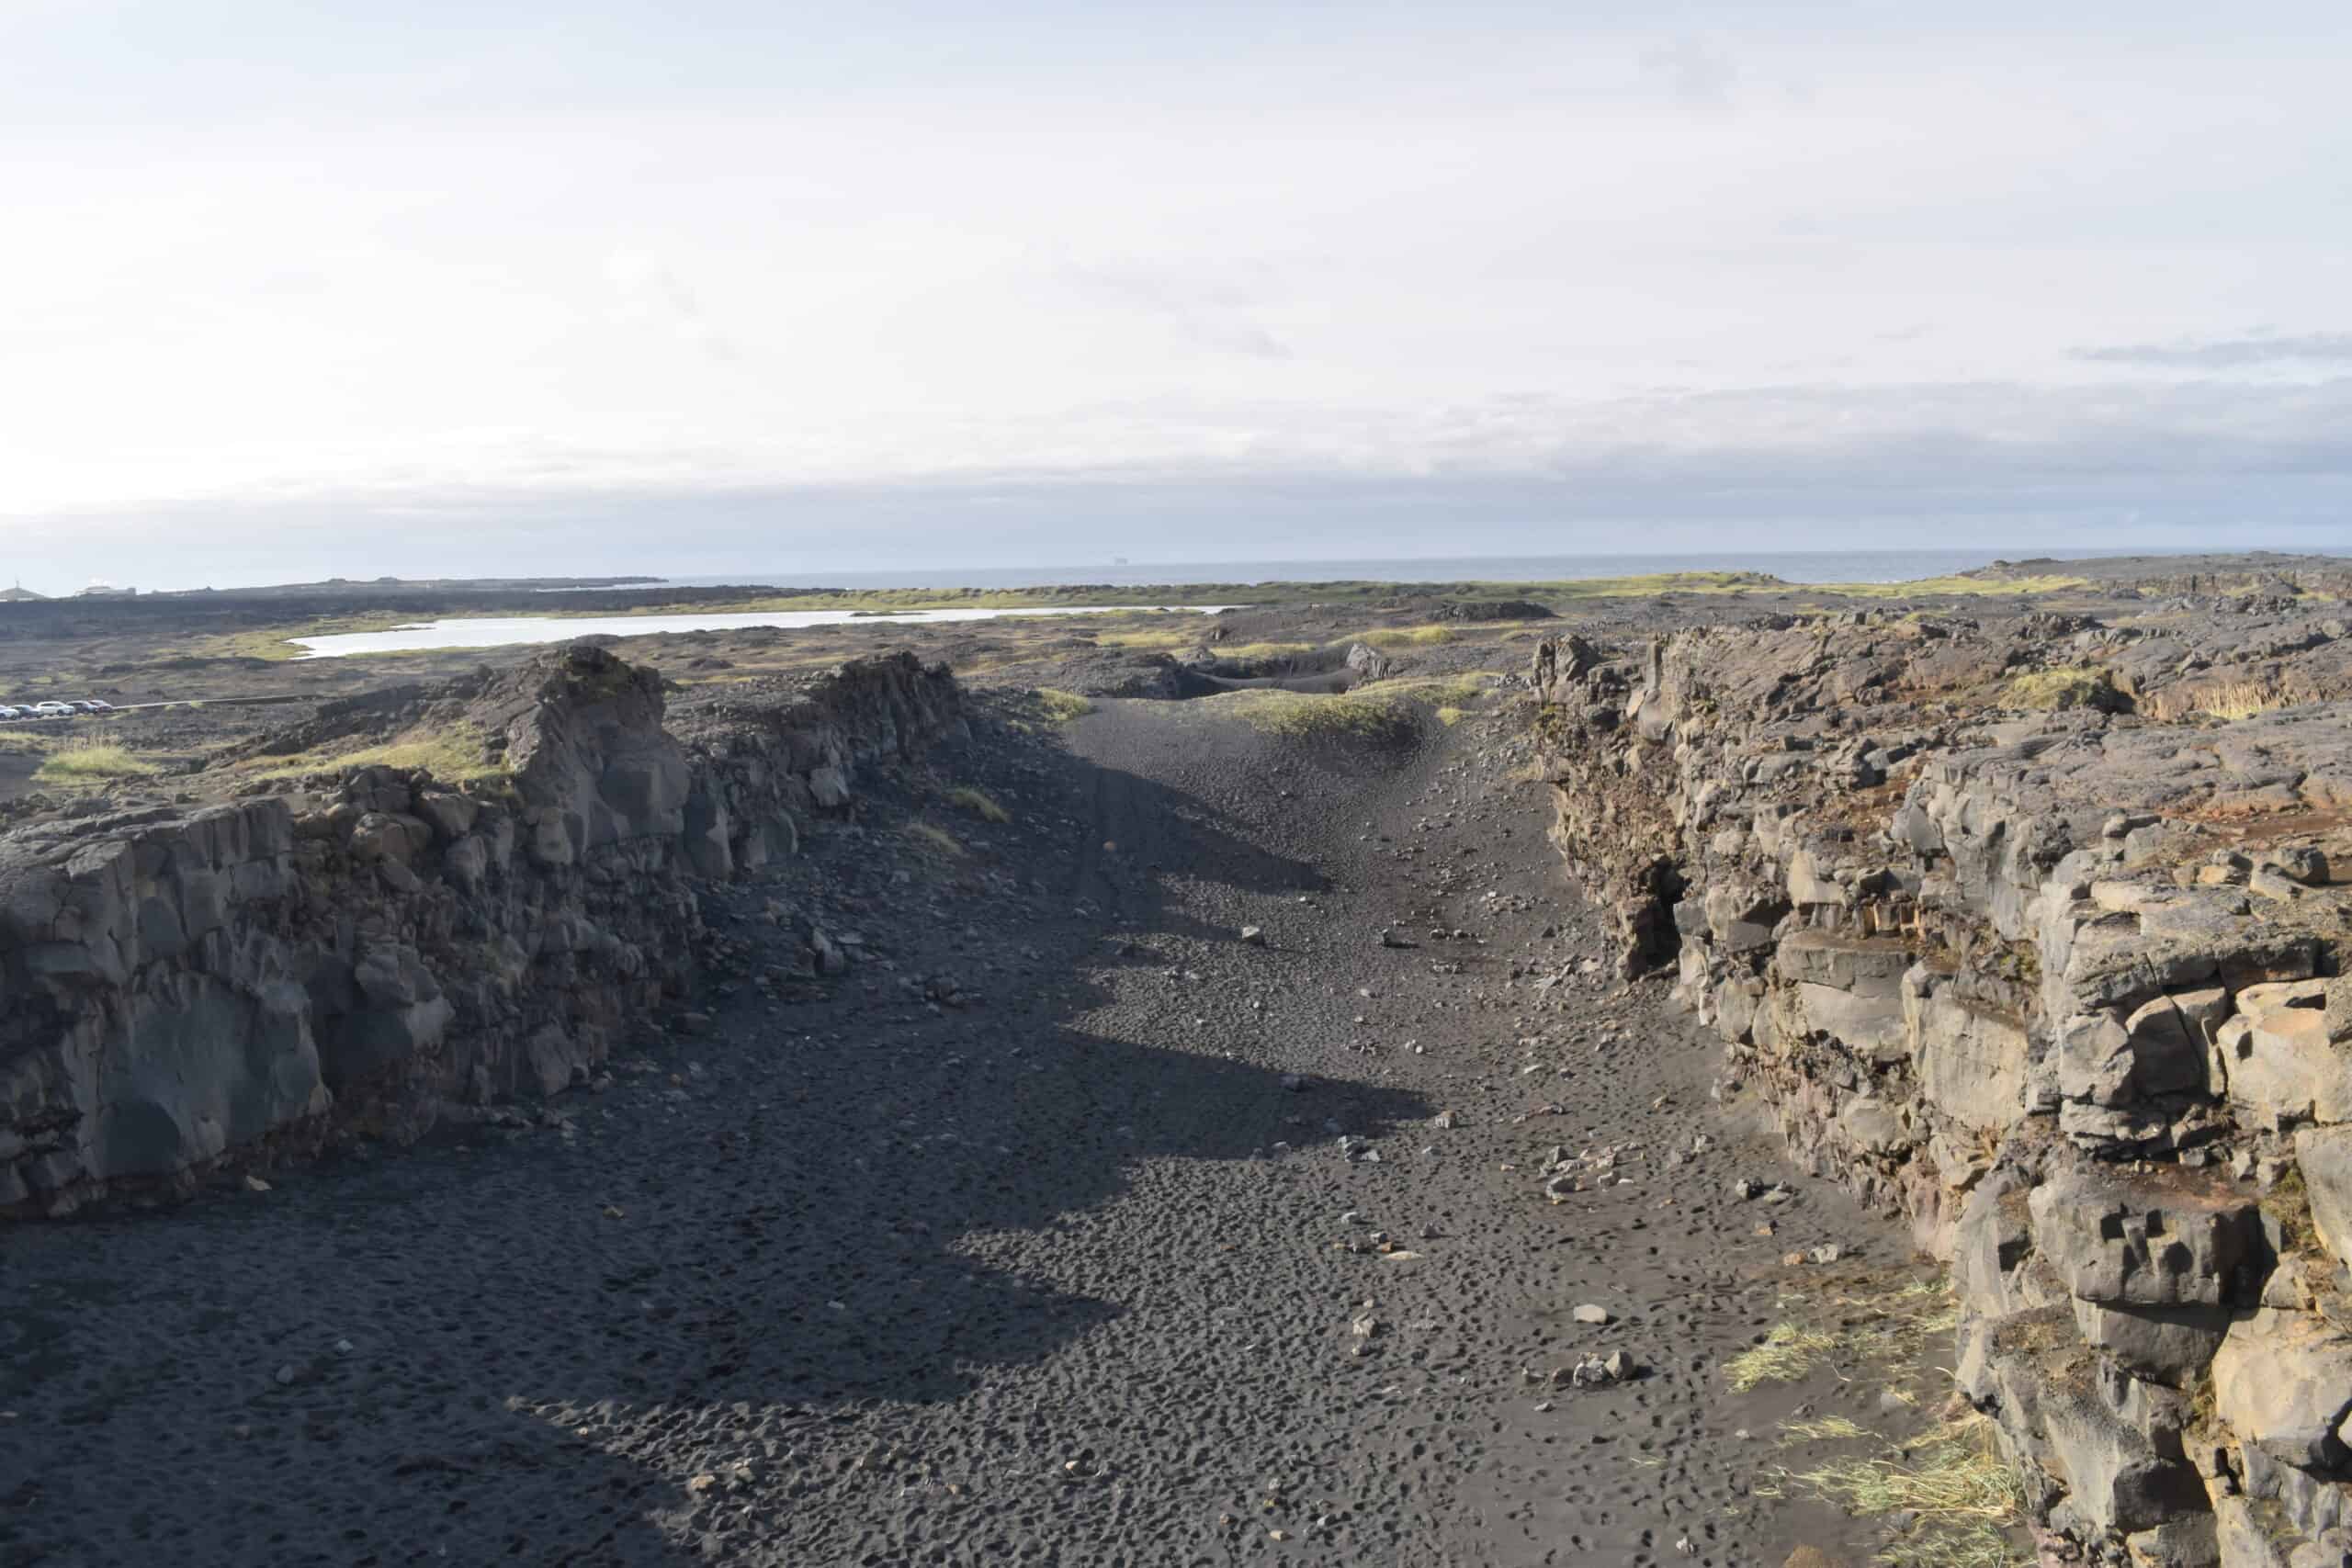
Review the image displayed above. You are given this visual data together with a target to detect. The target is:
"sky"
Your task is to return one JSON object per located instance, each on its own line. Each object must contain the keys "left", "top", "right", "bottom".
{"left": 3, "top": 0, "right": 2349, "bottom": 592}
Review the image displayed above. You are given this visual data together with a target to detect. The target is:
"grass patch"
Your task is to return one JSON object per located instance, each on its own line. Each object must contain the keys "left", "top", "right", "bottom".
{"left": 1034, "top": 689, "right": 1095, "bottom": 722}
{"left": 2142, "top": 677, "right": 2296, "bottom": 723}
{"left": 1780, "top": 1415, "right": 1870, "bottom": 1443}
{"left": 193, "top": 613, "right": 416, "bottom": 662}
{"left": 0, "top": 729, "right": 57, "bottom": 753}
{"left": 1354, "top": 624, "right": 1454, "bottom": 649}
{"left": 1783, "top": 1412, "right": 2028, "bottom": 1568}
{"left": 904, "top": 821, "right": 965, "bottom": 856}
{"left": 1358, "top": 671, "right": 1500, "bottom": 706}
{"left": 1189, "top": 688, "right": 1423, "bottom": 742}
{"left": 1997, "top": 665, "right": 2127, "bottom": 712}
{"left": 1727, "top": 1323, "right": 1840, "bottom": 1392}
{"left": 243, "top": 721, "right": 503, "bottom": 783}
{"left": 1821, "top": 573, "right": 2087, "bottom": 601}
{"left": 34, "top": 737, "right": 161, "bottom": 784}
{"left": 1193, "top": 671, "right": 1504, "bottom": 742}
{"left": 946, "top": 785, "right": 1010, "bottom": 824}
{"left": 571, "top": 567, "right": 2089, "bottom": 625}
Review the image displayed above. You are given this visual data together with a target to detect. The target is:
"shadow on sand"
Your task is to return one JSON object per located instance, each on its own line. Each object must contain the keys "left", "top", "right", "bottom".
{"left": 0, "top": 748, "right": 1426, "bottom": 1566}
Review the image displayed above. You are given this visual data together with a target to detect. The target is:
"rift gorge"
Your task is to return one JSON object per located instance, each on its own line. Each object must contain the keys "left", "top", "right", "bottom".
{"left": 3, "top": 556, "right": 2351, "bottom": 1567}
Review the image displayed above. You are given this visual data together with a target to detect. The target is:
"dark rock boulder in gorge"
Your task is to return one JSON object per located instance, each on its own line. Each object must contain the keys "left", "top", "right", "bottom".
{"left": 1527, "top": 598, "right": 2352, "bottom": 1565}
{"left": 0, "top": 644, "right": 963, "bottom": 1215}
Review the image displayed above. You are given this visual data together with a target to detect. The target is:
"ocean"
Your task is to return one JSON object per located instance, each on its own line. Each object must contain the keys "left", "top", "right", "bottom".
{"left": 619, "top": 546, "right": 2295, "bottom": 592}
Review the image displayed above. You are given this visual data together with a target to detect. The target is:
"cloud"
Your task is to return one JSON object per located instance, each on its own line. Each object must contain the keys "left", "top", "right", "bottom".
{"left": 2073, "top": 332, "right": 2352, "bottom": 368}
{"left": 1639, "top": 36, "right": 1739, "bottom": 111}
{"left": 1063, "top": 262, "right": 1293, "bottom": 361}
{"left": 604, "top": 250, "right": 740, "bottom": 363}
{"left": 17, "top": 374, "right": 2350, "bottom": 591}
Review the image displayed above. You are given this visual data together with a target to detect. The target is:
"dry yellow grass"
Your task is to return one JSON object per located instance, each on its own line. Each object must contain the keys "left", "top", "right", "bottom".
{"left": 1783, "top": 1412, "right": 2028, "bottom": 1568}
{"left": 1033, "top": 689, "right": 1094, "bottom": 722}
{"left": 35, "top": 737, "right": 161, "bottom": 784}
{"left": 1353, "top": 625, "right": 1454, "bottom": 649}
{"left": 1997, "top": 666, "right": 2123, "bottom": 711}
{"left": 243, "top": 721, "right": 504, "bottom": 783}
{"left": 903, "top": 821, "right": 965, "bottom": 856}
{"left": 1826, "top": 573, "right": 2086, "bottom": 600}
{"left": 946, "top": 785, "right": 1011, "bottom": 823}
{"left": 2141, "top": 677, "right": 2297, "bottom": 723}
{"left": 1726, "top": 1323, "right": 1839, "bottom": 1391}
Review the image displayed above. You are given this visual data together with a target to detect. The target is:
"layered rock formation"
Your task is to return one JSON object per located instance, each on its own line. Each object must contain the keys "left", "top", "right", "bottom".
{"left": 1531, "top": 597, "right": 2352, "bottom": 1564}
{"left": 0, "top": 645, "right": 962, "bottom": 1216}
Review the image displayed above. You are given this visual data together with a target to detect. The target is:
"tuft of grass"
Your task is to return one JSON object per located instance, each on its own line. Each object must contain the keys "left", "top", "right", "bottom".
{"left": 904, "top": 821, "right": 965, "bottom": 856}
{"left": 1726, "top": 1323, "right": 1839, "bottom": 1392}
{"left": 35, "top": 736, "right": 161, "bottom": 784}
{"left": 1034, "top": 689, "right": 1095, "bottom": 722}
{"left": 1780, "top": 1415, "right": 1870, "bottom": 1443}
{"left": 2142, "top": 677, "right": 2294, "bottom": 724}
{"left": 1783, "top": 1412, "right": 2028, "bottom": 1568}
{"left": 1190, "top": 688, "right": 1423, "bottom": 743}
{"left": 243, "top": 721, "right": 504, "bottom": 784}
{"left": 1434, "top": 705, "right": 1468, "bottom": 728}
{"left": 1997, "top": 665, "right": 2127, "bottom": 712}
{"left": 946, "top": 785, "right": 1010, "bottom": 824}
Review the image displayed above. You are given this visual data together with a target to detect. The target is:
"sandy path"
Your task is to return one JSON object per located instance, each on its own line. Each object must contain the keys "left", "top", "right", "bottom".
{"left": 0, "top": 694, "right": 1905, "bottom": 1566}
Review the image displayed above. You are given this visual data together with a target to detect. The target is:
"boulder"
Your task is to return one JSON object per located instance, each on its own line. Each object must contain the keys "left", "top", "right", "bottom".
{"left": 2222, "top": 983, "right": 2350, "bottom": 1131}
{"left": 2211, "top": 1309, "right": 2352, "bottom": 1469}
{"left": 2293, "top": 1125, "right": 2352, "bottom": 1264}
{"left": 2028, "top": 1164, "right": 2267, "bottom": 1308}
{"left": 1343, "top": 642, "right": 1396, "bottom": 682}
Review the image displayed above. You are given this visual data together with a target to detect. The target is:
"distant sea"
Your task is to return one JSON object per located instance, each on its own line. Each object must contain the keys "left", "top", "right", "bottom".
{"left": 625, "top": 547, "right": 2293, "bottom": 592}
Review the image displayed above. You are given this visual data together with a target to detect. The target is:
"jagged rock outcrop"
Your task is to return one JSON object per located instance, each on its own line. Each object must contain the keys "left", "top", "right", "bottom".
{"left": 0, "top": 645, "right": 963, "bottom": 1216}
{"left": 1529, "top": 598, "right": 2352, "bottom": 1564}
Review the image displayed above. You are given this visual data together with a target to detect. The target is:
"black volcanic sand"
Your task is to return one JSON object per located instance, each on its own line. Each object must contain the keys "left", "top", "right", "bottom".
{"left": 0, "top": 694, "right": 1921, "bottom": 1566}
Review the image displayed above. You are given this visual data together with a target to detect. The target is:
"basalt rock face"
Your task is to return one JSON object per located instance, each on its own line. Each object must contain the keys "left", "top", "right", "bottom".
{"left": 0, "top": 645, "right": 963, "bottom": 1216}
{"left": 1531, "top": 601, "right": 2352, "bottom": 1565}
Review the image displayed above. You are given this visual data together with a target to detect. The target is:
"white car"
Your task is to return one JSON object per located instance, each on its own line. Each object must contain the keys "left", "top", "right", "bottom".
{"left": 32, "top": 701, "right": 75, "bottom": 717}
{"left": 0, "top": 705, "right": 19, "bottom": 719}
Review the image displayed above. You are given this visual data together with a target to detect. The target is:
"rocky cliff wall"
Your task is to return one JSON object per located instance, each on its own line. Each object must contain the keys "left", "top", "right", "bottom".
{"left": 1531, "top": 602, "right": 2352, "bottom": 1565}
{"left": 0, "top": 645, "right": 964, "bottom": 1217}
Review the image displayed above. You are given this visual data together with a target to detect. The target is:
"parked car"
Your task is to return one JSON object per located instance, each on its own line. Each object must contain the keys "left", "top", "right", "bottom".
{"left": 76, "top": 699, "right": 112, "bottom": 713}
{"left": 0, "top": 705, "right": 19, "bottom": 719}
{"left": 32, "top": 701, "right": 74, "bottom": 717}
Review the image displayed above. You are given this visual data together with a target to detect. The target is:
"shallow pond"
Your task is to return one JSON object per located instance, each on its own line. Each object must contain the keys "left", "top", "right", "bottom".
{"left": 290, "top": 604, "right": 1233, "bottom": 657}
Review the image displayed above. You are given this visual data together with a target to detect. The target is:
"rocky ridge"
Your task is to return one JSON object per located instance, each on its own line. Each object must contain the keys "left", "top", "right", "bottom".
{"left": 1530, "top": 592, "right": 2352, "bottom": 1564}
{"left": 0, "top": 644, "right": 964, "bottom": 1215}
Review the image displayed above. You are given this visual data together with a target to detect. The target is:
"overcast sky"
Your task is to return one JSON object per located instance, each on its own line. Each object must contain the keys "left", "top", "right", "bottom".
{"left": 3, "top": 1, "right": 2348, "bottom": 592}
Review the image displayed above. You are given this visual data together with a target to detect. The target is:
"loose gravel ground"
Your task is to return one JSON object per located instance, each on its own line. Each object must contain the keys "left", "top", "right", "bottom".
{"left": 0, "top": 693, "right": 1919, "bottom": 1566}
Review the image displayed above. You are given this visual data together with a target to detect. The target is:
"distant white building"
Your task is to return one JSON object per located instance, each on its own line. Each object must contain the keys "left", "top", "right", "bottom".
{"left": 74, "top": 581, "right": 136, "bottom": 598}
